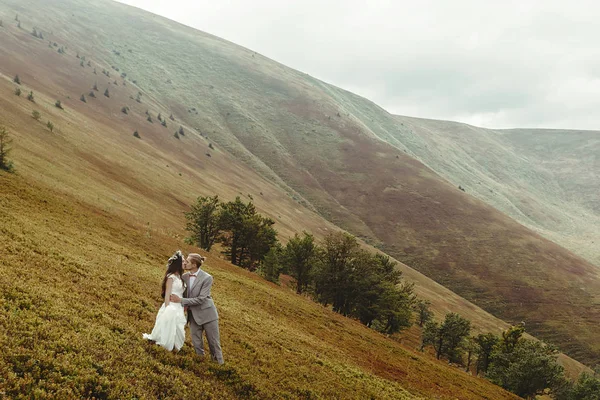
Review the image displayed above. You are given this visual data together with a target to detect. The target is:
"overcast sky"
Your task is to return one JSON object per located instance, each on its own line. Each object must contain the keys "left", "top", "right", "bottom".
{"left": 115, "top": 0, "right": 600, "bottom": 130}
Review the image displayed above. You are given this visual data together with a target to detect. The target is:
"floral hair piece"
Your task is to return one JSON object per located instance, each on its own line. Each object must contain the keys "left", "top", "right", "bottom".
{"left": 168, "top": 250, "right": 183, "bottom": 265}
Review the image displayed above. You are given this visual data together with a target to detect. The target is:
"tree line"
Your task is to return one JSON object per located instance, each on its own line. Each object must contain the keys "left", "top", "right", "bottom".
{"left": 185, "top": 195, "right": 417, "bottom": 334}
{"left": 186, "top": 195, "right": 600, "bottom": 399}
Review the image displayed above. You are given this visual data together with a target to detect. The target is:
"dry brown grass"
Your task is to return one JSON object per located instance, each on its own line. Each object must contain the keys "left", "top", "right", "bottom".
{"left": 0, "top": 172, "right": 522, "bottom": 399}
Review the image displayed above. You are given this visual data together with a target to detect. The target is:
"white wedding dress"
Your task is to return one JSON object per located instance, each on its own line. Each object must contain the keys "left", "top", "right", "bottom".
{"left": 143, "top": 274, "right": 187, "bottom": 351}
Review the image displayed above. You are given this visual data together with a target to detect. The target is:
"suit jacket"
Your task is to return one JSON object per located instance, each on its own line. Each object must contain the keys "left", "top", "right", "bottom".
{"left": 182, "top": 269, "right": 219, "bottom": 325}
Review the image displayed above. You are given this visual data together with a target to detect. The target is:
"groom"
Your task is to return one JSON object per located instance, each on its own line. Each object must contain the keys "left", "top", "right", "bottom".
{"left": 170, "top": 253, "right": 224, "bottom": 364}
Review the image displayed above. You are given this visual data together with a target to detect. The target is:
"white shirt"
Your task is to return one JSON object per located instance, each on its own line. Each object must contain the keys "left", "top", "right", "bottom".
{"left": 188, "top": 270, "right": 199, "bottom": 291}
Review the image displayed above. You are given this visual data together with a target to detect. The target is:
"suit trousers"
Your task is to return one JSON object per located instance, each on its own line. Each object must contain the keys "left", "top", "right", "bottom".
{"left": 189, "top": 316, "right": 224, "bottom": 364}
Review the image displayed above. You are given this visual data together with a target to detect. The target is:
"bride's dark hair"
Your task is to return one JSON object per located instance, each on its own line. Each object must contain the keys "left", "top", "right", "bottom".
{"left": 161, "top": 251, "right": 185, "bottom": 299}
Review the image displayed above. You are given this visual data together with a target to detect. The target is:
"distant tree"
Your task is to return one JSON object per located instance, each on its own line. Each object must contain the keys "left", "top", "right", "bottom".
{"left": 208, "top": 143, "right": 214, "bottom": 150}
{"left": 80, "top": 94, "right": 86, "bottom": 103}
{"left": 55, "top": 100, "right": 63, "bottom": 109}
{"left": 178, "top": 126, "right": 184, "bottom": 135}
{"left": 414, "top": 299, "right": 433, "bottom": 327}
{"left": 185, "top": 195, "right": 222, "bottom": 252}
{"left": 88, "top": 91, "right": 96, "bottom": 98}
{"left": 136, "top": 93, "right": 141, "bottom": 103}
{"left": 133, "top": 130, "right": 140, "bottom": 138}
{"left": 487, "top": 339, "right": 564, "bottom": 399}
{"left": 501, "top": 323, "right": 525, "bottom": 353}
{"left": 32, "top": 110, "right": 40, "bottom": 120}
{"left": 58, "top": 47, "right": 65, "bottom": 54}
{"left": 464, "top": 336, "right": 478, "bottom": 372}
{"left": 283, "top": 232, "right": 317, "bottom": 294}
{"left": 38, "top": 31, "right": 44, "bottom": 39}
{"left": 14, "top": 88, "right": 21, "bottom": 96}
{"left": 259, "top": 245, "right": 283, "bottom": 283}
{"left": 555, "top": 373, "right": 600, "bottom": 400}
{"left": 218, "top": 197, "right": 278, "bottom": 268}
{"left": 422, "top": 313, "right": 471, "bottom": 362}
{"left": 313, "top": 232, "right": 360, "bottom": 315}
{"left": 0, "top": 126, "right": 15, "bottom": 172}
{"left": 87, "top": 61, "right": 91, "bottom": 67}
{"left": 147, "top": 116, "right": 153, "bottom": 123}
{"left": 46, "top": 121, "right": 54, "bottom": 132}
{"left": 157, "top": 113, "right": 162, "bottom": 121}
{"left": 161, "top": 119, "right": 167, "bottom": 127}
{"left": 80, "top": 60, "right": 84, "bottom": 67}
{"left": 13, "top": 74, "right": 20, "bottom": 84}
{"left": 104, "top": 88, "right": 109, "bottom": 98}
{"left": 173, "top": 131, "right": 179, "bottom": 139}
{"left": 27, "top": 91, "right": 34, "bottom": 102}
{"left": 121, "top": 106, "right": 128, "bottom": 115}
{"left": 169, "top": 113, "right": 175, "bottom": 121}
{"left": 32, "top": 27, "right": 38, "bottom": 37}
{"left": 475, "top": 332, "right": 499, "bottom": 376}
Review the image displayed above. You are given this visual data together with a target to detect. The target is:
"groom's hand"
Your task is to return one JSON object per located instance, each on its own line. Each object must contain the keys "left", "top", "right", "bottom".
{"left": 170, "top": 294, "right": 182, "bottom": 303}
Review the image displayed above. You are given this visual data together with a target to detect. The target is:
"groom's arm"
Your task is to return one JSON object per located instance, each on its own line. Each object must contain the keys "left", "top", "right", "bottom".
{"left": 179, "top": 276, "right": 213, "bottom": 307}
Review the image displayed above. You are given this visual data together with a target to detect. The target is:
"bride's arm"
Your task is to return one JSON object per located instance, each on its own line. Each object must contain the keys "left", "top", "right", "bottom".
{"left": 164, "top": 276, "right": 174, "bottom": 306}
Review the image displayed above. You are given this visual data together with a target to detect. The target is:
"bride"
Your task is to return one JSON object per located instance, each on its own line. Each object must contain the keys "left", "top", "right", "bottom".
{"left": 143, "top": 250, "right": 187, "bottom": 351}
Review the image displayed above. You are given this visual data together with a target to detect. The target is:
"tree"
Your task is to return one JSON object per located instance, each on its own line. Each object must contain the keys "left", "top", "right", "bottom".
{"left": 80, "top": 94, "right": 86, "bottom": 103}
{"left": 27, "top": 91, "right": 34, "bottom": 102}
{"left": 475, "top": 332, "right": 499, "bottom": 376}
{"left": 313, "top": 232, "right": 361, "bottom": 315}
{"left": 464, "top": 336, "right": 478, "bottom": 372}
{"left": 174, "top": 131, "right": 180, "bottom": 139}
{"left": 283, "top": 232, "right": 317, "bottom": 294}
{"left": 55, "top": 100, "right": 63, "bottom": 109}
{"left": 32, "top": 110, "right": 40, "bottom": 120}
{"left": 32, "top": 27, "right": 38, "bottom": 37}
{"left": 562, "top": 373, "right": 600, "bottom": 400}
{"left": 93, "top": 82, "right": 98, "bottom": 91}
{"left": 14, "top": 87, "right": 21, "bottom": 96}
{"left": 147, "top": 116, "right": 153, "bottom": 123}
{"left": 178, "top": 126, "right": 184, "bottom": 135}
{"left": 259, "top": 245, "right": 283, "bottom": 283}
{"left": 88, "top": 91, "right": 96, "bottom": 98}
{"left": 501, "top": 323, "right": 525, "bottom": 353}
{"left": 47, "top": 121, "right": 54, "bottom": 132}
{"left": 121, "top": 106, "right": 128, "bottom": 114}
{"left": 104, "top": 88, "right": 109, "bottom": 97}
{"left": 218, "top": 197, "right": 277, "bottom": 269}
{"left": 161, "top": 119, "right": 167, "bottom": 127}
{"left": 487, "top": 339, "right": 565, "bottom": 399}
{"left": 169, "top": 113, "right": 175, "bottom": 121}
{"left": 133, "top": 130, "right": 140, "bottom": 138}
{"left": 0, "top": 126, "right": 14, "bottom": 172}
{"left": 13, "top": 74, "right": 20, "bottom": 84}
{"left": 414, "top": 299, "right": 433, "bottom": 327}
{"left": 422, "top": 313, "right": 471, "bottom": 362}
{"left": 185, "top": 195, "right": 222, "bottom": 252}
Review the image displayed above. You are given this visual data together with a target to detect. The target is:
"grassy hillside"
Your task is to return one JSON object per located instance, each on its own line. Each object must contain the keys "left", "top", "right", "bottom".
{"left": 388, "top": 116, "right": 600, "bottom": 266}
{"left": 0, "top": 0, "right": 597, "bottom": 374}
{"left": 0, "top": 172, "right": 523, "bottom": 399}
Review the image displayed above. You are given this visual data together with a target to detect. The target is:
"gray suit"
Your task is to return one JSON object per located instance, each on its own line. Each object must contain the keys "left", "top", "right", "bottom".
{"left": 182, "top": 270, "right": 223, "bottom": 364}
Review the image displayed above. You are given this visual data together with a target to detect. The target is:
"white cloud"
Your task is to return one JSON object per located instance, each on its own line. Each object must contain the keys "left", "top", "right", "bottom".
{"left": 115, "top": 0, "right": 600, "bottom": 130}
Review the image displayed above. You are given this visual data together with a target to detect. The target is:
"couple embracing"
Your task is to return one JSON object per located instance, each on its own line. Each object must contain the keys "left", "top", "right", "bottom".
{"left": 143, "top": 251, "right": 224, "bottom": 364}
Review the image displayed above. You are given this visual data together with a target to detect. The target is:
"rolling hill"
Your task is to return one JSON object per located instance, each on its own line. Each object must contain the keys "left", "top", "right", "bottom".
{"left": 0, "top": 0, "right": 597, "bottom": 394}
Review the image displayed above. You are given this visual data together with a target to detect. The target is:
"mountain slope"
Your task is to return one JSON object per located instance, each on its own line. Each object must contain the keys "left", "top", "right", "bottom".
{"left": 1, "top": 172, "right": 522, "bottom": 399}
{"left": 0, "top": 0, "right": 598, "bottom": 370}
